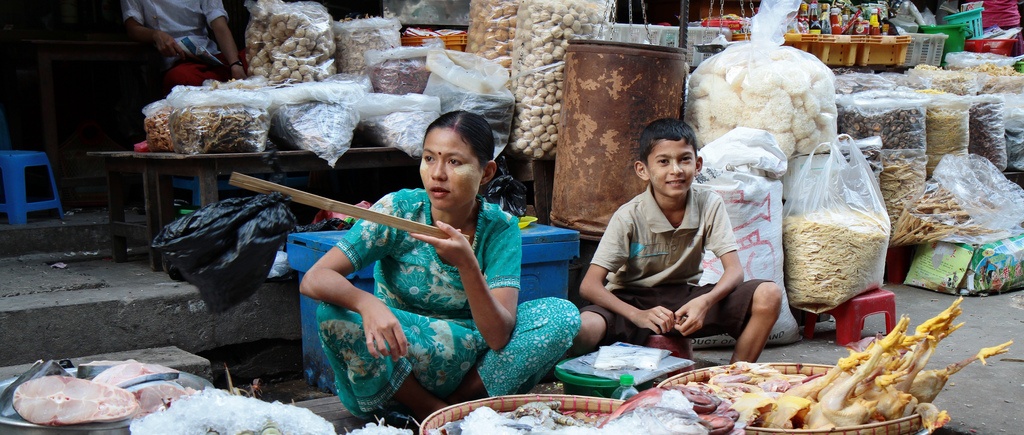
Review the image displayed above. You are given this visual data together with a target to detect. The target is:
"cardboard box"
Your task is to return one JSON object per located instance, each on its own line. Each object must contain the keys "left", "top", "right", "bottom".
{"left": 904, "top": 234, "right": 1024, "bottom": 295}
{"left": 286, "top": 224, "right": 580, "bottom": 393}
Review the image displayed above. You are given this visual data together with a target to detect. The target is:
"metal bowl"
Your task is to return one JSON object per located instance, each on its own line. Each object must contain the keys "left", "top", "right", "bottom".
{"left": 0, "top": 368, "right": 213, "bottom": 435}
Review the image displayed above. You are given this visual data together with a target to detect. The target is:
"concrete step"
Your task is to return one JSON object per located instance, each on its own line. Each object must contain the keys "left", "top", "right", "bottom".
{"left": 0, "top": 207, "right": 147, "bottom": 258}
{"left": 0, "top": 253, "right": 301, "bottom": 370}
{"left": 0, "top": 346, "right": 212, "bottom": 382}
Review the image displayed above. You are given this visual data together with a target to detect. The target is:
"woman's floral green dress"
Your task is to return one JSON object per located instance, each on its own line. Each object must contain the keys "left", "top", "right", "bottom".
{"left": 316, "top": 189, "right": 580, "bottom": 418}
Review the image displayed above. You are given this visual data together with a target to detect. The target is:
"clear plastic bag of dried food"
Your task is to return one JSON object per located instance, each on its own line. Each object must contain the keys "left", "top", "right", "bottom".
{"left": 244, "top": 0, "right": 336, "bottom": 83}
{"left": 424, "top": 50, "right": 514, "bottom": 157}
{"left": 467, "top": 0, "right": 520, "bottom": 69}
{"left": 944, "top": 51, "right": 1017, "bottom": 70}
{"left": 879, "top": 148, "right": 927, "bottom": 242}
{"left": 782, "top": 140, "right": 889, "bottom": 313}
{"left": 142, "top": 99, "right": 173, "bottom": 152}
{"left": 334, "top": 17, "right": 402, "bottom": 75}
{"left": 271, "top": 102, "right": 358, "bottom": 166}
{"left": 166, "top": 89, "right": 272, "bottom": 155}
{"left": 968, "top": 94, "right": 1007, "bottom": 171}
{"left": 356, "top": 93, "right": 441, "bottom": 158}
{"left": 907, "top": 66, "right": 985, "bottom": 95}
{"left": 507, "top": 0, "right": 614, "bottom": 159}
{"left": 264, "top": 80, "right": 367, "bottom": 112}
{"left": 919, "top": 92, "right": 970, "bottom": 175}
{"left": 836, "top": 91, "right": 927, "bottom": 151}
{"left": 322, "top": 73, "right": 373, "bottom": 92}
{"left": 364, "top": 42, "right": 440, "bottom": 95}
{"left": 891, "top": 154, "right": 1024, "bottom": 247}
{"left": 1005, "top": 94, "right": 1024, "bottom": 171}
{"left": 152, "top": 192, "right": 297, "bottom": 313}
{"left": 834, "top": 72, "right": 898, "bottom": 94}
{"left": 782, "top": 134, "right": 882, "bottom": 200}
{"left": 685, "top": 0, "right": 837, "bottom": 158}
{"left": 981, "top": 75, "right": 1024, "bottom": 94}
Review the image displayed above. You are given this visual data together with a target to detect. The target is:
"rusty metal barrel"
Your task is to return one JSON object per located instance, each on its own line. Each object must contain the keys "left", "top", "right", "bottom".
{"left": 551, "top": 40, "right": 687, "bottom": 238}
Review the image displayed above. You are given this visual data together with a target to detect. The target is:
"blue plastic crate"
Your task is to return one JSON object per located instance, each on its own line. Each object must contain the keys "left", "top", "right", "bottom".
{"left": 286, "top": 223, "right": 580, "bottom": 393}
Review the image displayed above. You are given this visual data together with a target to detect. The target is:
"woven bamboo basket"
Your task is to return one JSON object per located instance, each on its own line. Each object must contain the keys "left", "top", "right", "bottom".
{"left": 659, "top": 363, "right": 923, "bottom": 435}
{"left": 419, "top": 393, "right": 621, "bottom": 434}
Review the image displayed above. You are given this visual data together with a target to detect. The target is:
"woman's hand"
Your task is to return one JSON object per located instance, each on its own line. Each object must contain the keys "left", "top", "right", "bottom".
{"left": 629, "top": 306, "right": 677, "bottom": 335}
{"left": 230, "top": 63, "right": 247, "bottom": 80}
{"left": 357, "top": 298, "right": 409, "bottom": 361}
{"left": 152, "top": 30, "right": 185, "bottom": 58}
{"left": 674, "top": 296, "right": 712, "bottom": 336}
{"left": 410, "top": 220, "right": 475, "bottom": 270}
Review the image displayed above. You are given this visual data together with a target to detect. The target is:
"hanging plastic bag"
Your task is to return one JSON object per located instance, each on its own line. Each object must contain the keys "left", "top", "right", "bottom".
{"left": 782, "top": 135, "right": 882, "bottom": 200}
{"left": 891, "top": 154, "right": 1024, "bottom": 247}
{"left": 166, "top": 88, "right": 272, "bottom": 155}
{"left": 423, "top": 49, "right": 514, "bottom": 157}
{"left": 685, "top": 0, "right": 837, "bottom": 157}
{"left": 467, "top": 0, "right": 520, "bottom": 69}
{"left": 507, "top": 0, "right": 614, "bottom": 160}
{"left": 968, "top": 94, "right": 1007, "bottom": 171}
{"left": 483, "top": 156, "right": 527, "bottom": 216}
{"left": 152, "top": 192, "right": 297, "bottom": 313}
{"left": 356, "top": 93, "right": 442, "bottom": 158}
{"left": 694, "top": 127, "right": 799, "bottom": 347}
{"left": 782, "top": 140, "right": 890, "bottom": 314}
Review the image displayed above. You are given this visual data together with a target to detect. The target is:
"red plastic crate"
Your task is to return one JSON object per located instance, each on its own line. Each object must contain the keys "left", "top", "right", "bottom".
{"left": 964, "top": 38, "right": 1016, "bottom": 56}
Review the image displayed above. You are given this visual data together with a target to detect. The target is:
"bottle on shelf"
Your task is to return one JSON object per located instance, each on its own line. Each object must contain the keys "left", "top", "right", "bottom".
{"left": 830, "top": 7, "right": 843, "bottom": 35}
{"left": 797, "top": 2, "right": 810, "bottom": 33}
{"left": 808, "top": 0, "right": 822, "bottom": 34}
{"left": 612, "top": 374, "right": 639, "bottom": 400}
{"left": 869, "top": 8, "right": 881, "bottom": 35}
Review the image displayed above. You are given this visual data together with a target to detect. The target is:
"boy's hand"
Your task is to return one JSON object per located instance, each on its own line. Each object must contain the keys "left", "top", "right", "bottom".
{"left": 674, "top": 297, "right": 712, "bottom": 336}
{"left": 630, "top": 306, "right": 677, "bottom": 335}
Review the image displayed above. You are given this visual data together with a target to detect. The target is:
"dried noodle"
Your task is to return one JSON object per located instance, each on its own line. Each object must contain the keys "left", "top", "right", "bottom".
{"left": 783, "top": 212, "right": 889, "bottom": 313}
{"left": 170, "top": 105, "right": 270, "bottom": 155}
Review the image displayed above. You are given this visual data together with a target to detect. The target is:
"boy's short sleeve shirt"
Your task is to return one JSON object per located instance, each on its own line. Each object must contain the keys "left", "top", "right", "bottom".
{"left": 591, "top": 185, "right": 737, "bottom": 290}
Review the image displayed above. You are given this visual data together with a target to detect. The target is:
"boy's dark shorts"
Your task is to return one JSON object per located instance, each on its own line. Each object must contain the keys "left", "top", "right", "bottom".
{"left": 580, "top": 279, "right": 770, "bottom": 347}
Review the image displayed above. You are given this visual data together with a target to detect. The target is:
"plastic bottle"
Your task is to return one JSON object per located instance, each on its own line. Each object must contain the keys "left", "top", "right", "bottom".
{"left": 612, "top": 374, "right": 639, "bottom": 400}
{"left": 830, "top": 7, "right": 843, "bottom": 35}
{"left": 808, "top": 0, "right": 822, "bottom": 34}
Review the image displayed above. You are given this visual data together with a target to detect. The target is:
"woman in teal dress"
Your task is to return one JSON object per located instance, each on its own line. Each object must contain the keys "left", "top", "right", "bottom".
{"left": 299, "top": 111, "right": 580, "bottom": 421}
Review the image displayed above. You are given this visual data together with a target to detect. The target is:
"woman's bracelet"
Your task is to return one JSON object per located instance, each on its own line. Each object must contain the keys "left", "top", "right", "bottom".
{"left": 229, "top": 60, "right": 243, "bottom": 68}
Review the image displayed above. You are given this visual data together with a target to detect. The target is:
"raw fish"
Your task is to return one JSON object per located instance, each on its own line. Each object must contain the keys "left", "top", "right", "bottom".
{"left": 13, "top": 375, "right": 139, "bottom": 425}
{"left": 91, "top": 362, "right": 179, "bottom": 388}
{"left": 0, "top": 360, "right": 70, "bottom": 418}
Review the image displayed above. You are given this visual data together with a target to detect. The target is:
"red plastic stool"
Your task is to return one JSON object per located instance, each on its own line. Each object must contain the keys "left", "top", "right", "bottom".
{"left": 643, "top": 334, "right": 694, "bottom": 377}
{"left": 803, "top": 288, "right": 897, "bottom": 346}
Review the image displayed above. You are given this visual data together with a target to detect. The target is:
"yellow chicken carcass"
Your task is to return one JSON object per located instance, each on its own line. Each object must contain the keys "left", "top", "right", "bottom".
{"left": 909, "top": 340, "right": 1013, "bottom": 403}
{"left": 762, "top": 395, "right": 812, "bottom": 429}
{"left": 915, "top": 402, "right": 951, "bottom": 432}
{"left": 729, "top": 391, "right": 777, "bottom": 424}
{"left": 813, "top": 317, "right": 908, "bottom": 428}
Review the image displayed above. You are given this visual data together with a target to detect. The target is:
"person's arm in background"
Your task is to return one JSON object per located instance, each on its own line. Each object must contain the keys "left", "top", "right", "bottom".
{"left": 208, "top": 16, "right": 246, "bottom": 79}
{"left": 124, "top": 17, "right": 185, "bottom": 58}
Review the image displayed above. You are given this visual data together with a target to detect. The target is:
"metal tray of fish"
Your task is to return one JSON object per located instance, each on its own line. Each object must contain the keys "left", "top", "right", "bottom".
{"left": 0, "top": 368, "right": 213, "bottom": 435}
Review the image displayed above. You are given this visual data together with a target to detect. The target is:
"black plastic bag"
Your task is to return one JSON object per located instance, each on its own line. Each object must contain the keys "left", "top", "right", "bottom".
{"left": 152, "top": 192, "right": 297, "bottom": 313}
{"left": 483, "top": 156, "right": 527, "bottom": 217}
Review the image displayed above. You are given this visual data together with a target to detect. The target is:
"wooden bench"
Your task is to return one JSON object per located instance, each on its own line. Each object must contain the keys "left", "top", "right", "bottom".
{"left": 88, "top": 149, "right": 419, "bottom": 271}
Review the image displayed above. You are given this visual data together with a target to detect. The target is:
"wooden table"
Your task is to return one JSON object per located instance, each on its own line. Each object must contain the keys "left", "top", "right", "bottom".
{"left": 88, "top": 148, "right": 419, "bottom": 271}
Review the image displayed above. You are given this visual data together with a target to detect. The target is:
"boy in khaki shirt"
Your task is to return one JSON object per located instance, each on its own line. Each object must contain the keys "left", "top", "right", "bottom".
{"left": 572, "top": 119, "right": 782, "bottom": 363}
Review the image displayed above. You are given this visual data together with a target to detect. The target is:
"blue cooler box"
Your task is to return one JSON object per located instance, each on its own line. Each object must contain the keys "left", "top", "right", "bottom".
{"left": 286, "top": 223, "right": 579, "bottom": 393}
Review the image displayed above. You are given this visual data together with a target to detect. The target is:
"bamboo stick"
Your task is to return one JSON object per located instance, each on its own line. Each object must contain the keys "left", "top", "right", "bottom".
{"left": 228, "top": 172, "right": 451, "bottom": 239}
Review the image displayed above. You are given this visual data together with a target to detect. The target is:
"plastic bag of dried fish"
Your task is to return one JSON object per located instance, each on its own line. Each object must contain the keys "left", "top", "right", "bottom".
{"left": 264, "top": 81, "right": 366, "bottom": 166}
{"left": 968, "top": 94, "right": 1007, "bottom": 171}
{"left": 365, "top": 42, "right": 441, "bottom": 95}
{"left": 142, "top": 99, "right": 173, "bottom": 152}
{"left": 166, "top": 88, "right": 271, "bottom": 155}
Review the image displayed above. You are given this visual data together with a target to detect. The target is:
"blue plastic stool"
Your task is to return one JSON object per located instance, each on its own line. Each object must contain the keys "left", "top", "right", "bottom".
{"left": 0, "top": 151, "right": 64, "bottom": 225}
